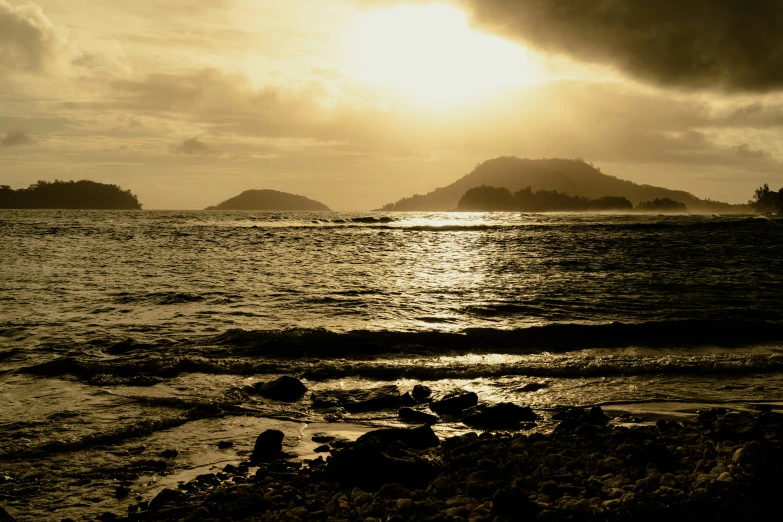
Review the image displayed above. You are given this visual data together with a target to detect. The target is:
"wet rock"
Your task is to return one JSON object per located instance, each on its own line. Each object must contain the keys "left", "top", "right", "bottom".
{"left": 400, "top": 392, "right": 417, "bottom": 406}
{"left": 251, "top": 376, "right": 307, "bottom": 402}
{"left": 430, "top": 390, "right": 478, "bottom": 415}
{"left": 314, "top": 445, "right": 331, "bottom": 453}
{"left": 0, "top": 507, "right": 15, "bottom": 522}
{"left": 312, "top": 434, "right": 335, "bottom": 443}
{"left": 355, "top": 425, "right": 440, "bottom": 450}
{"left": 399, "top": 407, "right": 438, "bottom": 424}
{"left": 148, "top": 488, "right": 182, "bottom": 511}
{"left": 217, "top": 440, "right": 233, "bottom": 449}
{"left": 160, "top": 448, "right": 179, "bottom": 458}
{"left": 312, "top": 385, "right": 403, "bottom": 413}
{"left": 96, "top": 513, "right": 118, "bottom": 522}
{"left": 553, "top": 406, "right": 610, "bottom": 431}
{"left": 325, "top": 430, "right": 443, "bottom": 489}
{"left": 462, "top": 402, "right": 537, "bottom": 429}
{"left": 250, "top": 429, "right": 285, "bottom": 462}
{"left": 412, "top": 384, "right": 432, "bottom": 401}
{"left": 115, "top": 485, "right": 131, "bottom": 499}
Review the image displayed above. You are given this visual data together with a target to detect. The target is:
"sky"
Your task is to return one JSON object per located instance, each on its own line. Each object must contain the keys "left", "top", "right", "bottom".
{"left": 1, "top": 0, "right": 782, "bottom": 210}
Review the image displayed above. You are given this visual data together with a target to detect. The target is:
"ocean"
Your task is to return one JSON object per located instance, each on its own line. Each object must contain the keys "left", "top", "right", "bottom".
{"left": 2, "top": 210, "right": 783, "bottom": 520}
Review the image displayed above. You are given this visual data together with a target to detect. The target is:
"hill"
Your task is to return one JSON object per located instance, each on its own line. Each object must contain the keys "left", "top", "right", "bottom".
{"left": 381, "top": 157, "right": 747, "bottom": 213}
{"left": 0, "top": 180, "right": 142, "bottom": 209}
{"left": 205, "top": 189, "right": 330, "bottom": 211}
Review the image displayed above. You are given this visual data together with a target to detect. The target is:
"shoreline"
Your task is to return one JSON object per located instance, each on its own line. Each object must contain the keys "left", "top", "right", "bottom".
{"left": 6, "top": 403, "right": 779, "bottom": 522}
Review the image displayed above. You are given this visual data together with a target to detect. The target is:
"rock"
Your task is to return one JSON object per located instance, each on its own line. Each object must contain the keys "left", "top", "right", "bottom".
{"left": 628, "top": 441, "right": 675, "bottom": 470}
{"left": 250, "top": 429, "right": 285, "bottom": 462}
{"left": 412, "top": 385, "right": 432, "bottom": 401}
{"left": 251, "top": 376, "right": 307, "bottom": 402}
{"left": 115, "top": 485, "right": 131, "bottom": 499}
{"left": 160, "top": 448, "right": 179, "bottom": 458}
{"left": 217, "top": 440, "right": 233, "bottom": 449}
{"left": 325, "top": 430, "right": 443, "bottom": 489}
{"left": 462, "top": 402, "right": 537, "bottom": 428}
{"left": 97, "top": 513, "right": 118, "bottom": 522}
{"left": 312, "top": 385, "right": 403, "bottom": 413}
{"left": 314, "top": 444, "right": 331, "bottom": 453}
{"left": 312, "top": 434, "right": 335, "bottom": 443}
{"left": 553, "top": 406, "right": 610, "bottom": 431}
{"left": 286, "top": 506, "right": 309, "bottom": 519}
{"left": 0, "top": 508, "right": 16, "bottom": 522}
{"left": 184, "top": 507, "right": 210, "bottom": 521}
{"left": 430, "top": 391, "right": 478, "bottom": 415}
{"left": 375, "top": 483, "right": 415, "bottom": 499}
{"left": 399, "top": 407, "right": 438, "bottom": 424}
{"left": 400, "top": 392, "right": 417, "bottom": 406}
{"left": 491, "top": 487, "right": 540, "bottom": 517}
{"left": 427, "top": 475, "right": 458, "bottom": 497}
{"left": 148, "top": 488, "right": 182, "bottom": 511}
{"left": 355, "top": 425, "right": 440, "bottom": 450}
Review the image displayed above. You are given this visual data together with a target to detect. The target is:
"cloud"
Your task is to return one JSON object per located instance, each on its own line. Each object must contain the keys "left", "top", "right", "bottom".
{"left": 455, "top": 0, "right": 783, "bottom": 92}
{"left": 1, "top": 129, "right": 34, "bottom": 146}
{"left": 733, "top": 143, "right": 771, "bottom": 160}
{"left": 0, "top": 0, "right": 64, "bottom": 72}
{"left": 170, "top": 136, "right": 212, "bottom": 155}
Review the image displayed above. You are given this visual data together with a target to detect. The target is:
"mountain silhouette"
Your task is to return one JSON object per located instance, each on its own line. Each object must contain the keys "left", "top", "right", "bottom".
{"left": 205, "top": 189, "right": 330, "bottom": 211}
{"left": 381, "top": 157, "right": 745, "bottom": 212}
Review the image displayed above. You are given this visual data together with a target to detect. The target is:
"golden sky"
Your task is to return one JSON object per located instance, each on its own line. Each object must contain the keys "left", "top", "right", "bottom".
{"left": 1, "top": 0, "right": 782, "bottom": 209}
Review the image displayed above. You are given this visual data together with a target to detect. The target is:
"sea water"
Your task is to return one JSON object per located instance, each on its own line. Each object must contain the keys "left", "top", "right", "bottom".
{"left": 2, "top": 210, "right": 783, "bottom": 520}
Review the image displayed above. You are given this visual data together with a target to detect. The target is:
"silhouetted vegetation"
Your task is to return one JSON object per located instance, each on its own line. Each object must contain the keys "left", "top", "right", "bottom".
{"left": 456, "top": 185, "right": 633, "bottom": 212}
{"left": 205, "top": 189, "right": 330, "bottom": 211}
{"left": 750, "top": 184, "right": 783, "bottom": 214}
{"left": 0, "top": 180, "right": 142, "bottom": 209}
{"left": 381, "top": 157, "right": 749, "bottom": 213}
{"left": 635, "top": 198, "right": 688, "bottom": 212}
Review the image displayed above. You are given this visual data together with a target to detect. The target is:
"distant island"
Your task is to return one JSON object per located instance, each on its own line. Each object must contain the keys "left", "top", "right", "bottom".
{"left": 457, "top": 186, "right": 692, "bottom": 213}
{"left": 0, "top": 180, "right": 142, "bottom": 209}
{"left": 381, "top": 157, "right": 750, "bottom": 213}
{"left": 205, "top": 189, "right": 330, "bottom": 211}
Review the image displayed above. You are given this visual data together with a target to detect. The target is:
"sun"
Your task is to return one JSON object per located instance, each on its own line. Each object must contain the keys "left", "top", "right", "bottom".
{"left": 340, "top": 3, "right": 544, "bottom": 105}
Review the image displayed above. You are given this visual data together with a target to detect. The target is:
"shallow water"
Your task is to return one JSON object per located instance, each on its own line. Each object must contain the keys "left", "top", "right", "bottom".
{"left": 2, "top": 210, "right": 783, "bottom": 520}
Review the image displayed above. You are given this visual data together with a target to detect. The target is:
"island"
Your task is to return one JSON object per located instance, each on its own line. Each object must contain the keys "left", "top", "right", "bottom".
{"left": 457, "top": 185, "right": 635, "bottom": 212}
{"left": 381, "top": 157, "right": 749, "bottom": 213}
{"left": 205, "top": 189, "right": 330, "bottom": 211}
{"left": 0, "top": 180, "right": 142, "bottom": 209}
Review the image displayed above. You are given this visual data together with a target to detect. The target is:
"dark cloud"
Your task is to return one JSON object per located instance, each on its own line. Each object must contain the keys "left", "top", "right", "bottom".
{"left": 171, "top": 136, "right": 211, "bottom": 155}
{"left": 459, "top": 0, "right": 783, "bottom": 91}
{"left": 1, "top": 130, "right": 34, "bottom": 147}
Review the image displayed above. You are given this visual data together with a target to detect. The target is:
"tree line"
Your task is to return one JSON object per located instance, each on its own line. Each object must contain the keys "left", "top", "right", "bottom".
{"left": 0, "top": 180, "right": 142, "bottom": 209}
{"left": 456, "top": 186, "right": 688, "bottom": 212}
{"left": 750, "top": 184, "right": 783, "bottom": 214}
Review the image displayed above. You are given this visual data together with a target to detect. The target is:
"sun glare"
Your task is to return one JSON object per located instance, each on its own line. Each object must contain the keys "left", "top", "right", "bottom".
{"left": 342, "top": 3, "right": 545, "bottom": 104}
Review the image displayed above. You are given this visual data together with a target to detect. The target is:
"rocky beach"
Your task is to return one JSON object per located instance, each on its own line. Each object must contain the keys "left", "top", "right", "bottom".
{"left": 4, "top": 376, "right": 779, "bottom": 522}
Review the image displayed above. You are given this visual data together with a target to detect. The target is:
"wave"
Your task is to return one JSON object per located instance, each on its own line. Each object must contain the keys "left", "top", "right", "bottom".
{"left": 300, "top": 352, "right": 783, "bottom": 381}
{"left": 252, "top": 217, "right": 781, "bottom": 233}
{"left": 16, "top": 320, "right": 783, "bottom": 385}
{"left": 211, "top": 319, "right": 783, "bottom": 356}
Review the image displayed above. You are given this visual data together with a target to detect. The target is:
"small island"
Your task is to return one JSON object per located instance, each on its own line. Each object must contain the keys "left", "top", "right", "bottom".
{"left": 205, "top": 189, "right": 330, "bottom": 211}
{"left": 0, "top": 180, "right": 142, "bottom": 209}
